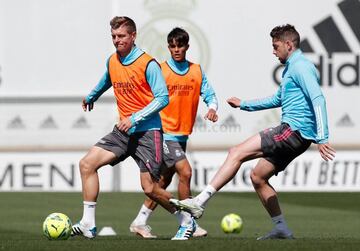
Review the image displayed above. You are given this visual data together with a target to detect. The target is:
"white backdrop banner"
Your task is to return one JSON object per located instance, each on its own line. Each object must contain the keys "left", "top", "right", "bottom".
{"left": 0, "top": 0, "right": 359, "bottom": 149}
{"left": 0, "top": 150, "right": 359, "bottom": 192}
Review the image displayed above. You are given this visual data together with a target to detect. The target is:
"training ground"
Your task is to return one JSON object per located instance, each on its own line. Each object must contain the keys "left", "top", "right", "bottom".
{"left": 1, "top": 192, "right": 359, "bottom": 251}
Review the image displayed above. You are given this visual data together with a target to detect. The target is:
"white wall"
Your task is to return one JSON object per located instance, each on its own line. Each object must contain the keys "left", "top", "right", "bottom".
{"left": 0, "top": 0, "right": 359, "bottom": 150}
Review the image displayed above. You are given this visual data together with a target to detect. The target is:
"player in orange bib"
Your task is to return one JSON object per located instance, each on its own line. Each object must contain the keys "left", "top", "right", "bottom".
{"left": 71, "top": 17, "right": 197, "bottom": 241}
{"left": 130, "top": 28, "right": 218, "bottom": 239}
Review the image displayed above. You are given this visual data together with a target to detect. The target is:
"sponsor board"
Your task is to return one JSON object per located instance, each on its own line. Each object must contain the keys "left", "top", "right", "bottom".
{"left": 188, "top": 150, "right": 360, "bottom": 192}
{"left": 0, "top": 150, "right": 359, "bottom": 192}
{"left": 0, "top": 152, "right": 114, "bottom": 191}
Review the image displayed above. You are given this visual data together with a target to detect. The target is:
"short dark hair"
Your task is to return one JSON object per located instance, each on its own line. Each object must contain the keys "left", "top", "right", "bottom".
{"left": 110, "top": 16, "right": 136, "bottom": 33}
{"left": 167, "top": 27, "right": 189, "bottom": 45}
{"left": 270, "top": 24, "right": 300, "bottom": 48}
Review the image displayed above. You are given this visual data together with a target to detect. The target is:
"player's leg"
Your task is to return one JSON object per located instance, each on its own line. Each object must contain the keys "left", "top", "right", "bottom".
{"left": 209, "top": 133, "right": 263, "bottom": 190}
{"left": 72, "top": 146, "right": 117, "bottom": 238}
{"left": 251, "top": 123, "right": 311, "bottom": 240}
{"left": 144, "top": 166, "right": 176, "bottom": 210}
{"left": 250, "top": 159, "right": 293, "bottom": 240}
{"left": 72, "top": 125, "right": 127, "bottom": 238}
{"left": 134, "top": 131, "right": 195, "bottom": 240}
{"left": 130, "top": 167, "right": 175, "bottom": 238}
{"left": 170, "top": 133, "right": 263, "bottom": 218}
{"left": 174, "top": 158, "right": 192, "bottom": 199}
{"left": 173, "top": 158, "right": 207, "bottom": 237}
{"left": 164, "top": 141, "right": 207, "bottom": 237}
{"left": 80, "top": 146, "right": 117, "bottom": 202}
{"left": 139, "top": 171, "right": 195, "bottom": 240}
{"left": 140, "top": 172, "right": 175, "bottom": 213}
{"left": 251, "top": 159, "right": 280, "bottom": 217}
{"left": 130, "top": 139, "right": 179, "bottom": 237}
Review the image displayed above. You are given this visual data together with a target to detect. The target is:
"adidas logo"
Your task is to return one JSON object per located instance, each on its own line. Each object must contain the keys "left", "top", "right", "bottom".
{"left": 220, "top": 115, "right": 241, "bottom": 128}
{"left": 193, "top": 114, "right": 241, "bottom": 133}
{"left": 273, "top": 0, "right": 360, "bottom": 87}
{"left": 40, "top": 116, "right": 58, "bottom": 129}
{"left": 7, "top": 116, "right": 26, "bottom": 129}
{"left": 72, "top": 116, "right": 90, "bottom": 129}
{"left": 163, "top": 141, "right": 170, "bottom": 154}
{"left": 336, "top": 113, "right": 355, "bottom": 127}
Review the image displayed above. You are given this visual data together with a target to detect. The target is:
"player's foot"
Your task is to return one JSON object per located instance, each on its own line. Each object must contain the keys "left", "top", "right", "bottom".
{"left": 171, "top": 218, "right": 196, "bottom": 240}
{"left": 193, "top": 221, "right": 208, "bottom": 237}
{"left": 169, "top": 198, "right": 204, "bottom": 219}
{"left": 129, "top": 223, "right": 157, "bottom": 239}
{"left": 256, "top": 228, "right": 294, "bottom": 240}
{"left": 71, "top": 221, "right": 97, "bottom": 239}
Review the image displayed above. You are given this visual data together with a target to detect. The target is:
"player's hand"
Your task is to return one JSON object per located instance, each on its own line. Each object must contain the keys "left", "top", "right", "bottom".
{"left": 204, "top": 108, "right": 218, "bottom": 122}
{"left": 117, "top": 117, "right": 132, "bottom": 132}
{"left": 227, "top": 97, "right": 241, "bottom": 108}
{"left": 82, "top": 98, "right": 94, "bottom": 112}
{"left": 317, "top": 143, "right": 336, "bottom": 161}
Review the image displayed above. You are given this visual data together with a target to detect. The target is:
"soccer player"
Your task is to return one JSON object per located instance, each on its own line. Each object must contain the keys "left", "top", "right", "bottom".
{"left": 170, "top": 24, "right": 336, "bottom": 240}
{"left": 71, "top": 16, "right": 196, "bottom": 240}
{"left": 129, "top": 27, "right": 218, "bottom": 239}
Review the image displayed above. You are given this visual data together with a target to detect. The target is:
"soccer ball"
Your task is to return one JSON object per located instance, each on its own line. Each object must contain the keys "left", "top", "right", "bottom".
{"left": 43, "top": 213, "right": 72, "bottom": 240}
{"left": 221, "top": 213, "right": 243, "bottom": 234}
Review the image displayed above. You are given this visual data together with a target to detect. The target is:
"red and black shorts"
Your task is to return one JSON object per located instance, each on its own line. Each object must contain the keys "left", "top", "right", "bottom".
{"left": 95, "top": 125, "right": 163, "bottom": 181}
{"left": 260, "top": 123, "right": 312, "bottom": 175}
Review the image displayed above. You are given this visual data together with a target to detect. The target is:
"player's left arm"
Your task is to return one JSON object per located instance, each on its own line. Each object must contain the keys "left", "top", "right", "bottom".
{"left": 129, "top": 60, "right": 169, "bottom": 126}
{"left": 200, "top": 67, "right": 218, "bottom": 122}
{"left": 294, "top": 63, "right": 336, "bottom": 161}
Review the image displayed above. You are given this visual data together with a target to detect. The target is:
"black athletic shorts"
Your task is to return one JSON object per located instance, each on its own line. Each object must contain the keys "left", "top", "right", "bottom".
{"left": 95, "top": 125, "right": 163, "bottom": 181}
{"left": 162, "top": 140, "right": 187, "bottom": 168}
{"left": 260, "top": 123, "right": 312, "bottom": 175}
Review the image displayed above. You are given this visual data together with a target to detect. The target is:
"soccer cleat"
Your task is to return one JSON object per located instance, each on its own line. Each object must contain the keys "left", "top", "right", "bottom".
{"left": 171, "top": 218, "right": 196, "bottom": 240}
{"left": 256, "top": 228, "right": 295, "bottom": 240}
{"left": 129, "top": 223, "right": 157, "bottom": 239}
{"left": 193, "top": 222, "right": 208, "bottom": 237}
{"left": 71, "top": 222, "right": 97, "bottom": 239}
{"left": 169, "top": 198, "right": 204, "bottom": 219}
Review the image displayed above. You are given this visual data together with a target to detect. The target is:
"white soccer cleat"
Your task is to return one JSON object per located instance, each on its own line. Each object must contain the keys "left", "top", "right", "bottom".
{"left": 169, "top": 198, "right": 204, "bottom": 219}
{"left": 71, "top": 222, "right": 97, "bottom": 239}
{"left": 171, "top": 219, "right": 196, "bottom": 240}
{"left": 256, "top": 228, "right": 294, "bottom": 240}
{"left": 129, "top": 223, "right": 157, "bottom": 239}
{"left": 193, "top": 222, "right": 208, "bottom": 237}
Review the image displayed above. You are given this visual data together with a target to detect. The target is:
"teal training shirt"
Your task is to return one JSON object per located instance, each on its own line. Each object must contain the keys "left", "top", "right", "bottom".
{"left": 240, "top": 49, "right": 329, "bottom": 144}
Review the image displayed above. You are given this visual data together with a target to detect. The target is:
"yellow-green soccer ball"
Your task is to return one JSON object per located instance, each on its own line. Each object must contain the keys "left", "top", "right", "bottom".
{"left": 221, "top": 213, "right": 243, "bottom": 234}
{"left": 43, "top": 213, "right": 72, "bottom": 240}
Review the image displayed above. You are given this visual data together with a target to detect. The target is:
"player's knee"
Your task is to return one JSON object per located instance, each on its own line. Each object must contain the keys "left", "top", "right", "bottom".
{"left": 250, "top": 170, "right": 265, "bottom": 188}
{"left": 79, "top": 158, "right": 93, "bottom": 176}
{"left": 228, "top": 145, "right": 242, "bottom": 161}
{"left": 179, "top": 168, "right": 192, "bottom": 183}
{"left": 142, "top": 184, "right": 155, "bottom": 197}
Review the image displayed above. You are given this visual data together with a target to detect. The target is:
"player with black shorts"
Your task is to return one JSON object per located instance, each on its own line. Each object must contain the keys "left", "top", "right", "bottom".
{"left": 71, "top": 16, "right": 196, "bottom": 240}
{"left": 170, "top": 24, "right": 335, "bottom": 240}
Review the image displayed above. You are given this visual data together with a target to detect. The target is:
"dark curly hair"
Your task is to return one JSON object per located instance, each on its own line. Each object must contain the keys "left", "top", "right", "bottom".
{"left": 270, "top": 24, "right": 300, "bottom": 48}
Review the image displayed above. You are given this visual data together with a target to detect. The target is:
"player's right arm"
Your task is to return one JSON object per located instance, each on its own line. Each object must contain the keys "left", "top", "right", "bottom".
{"left": 227, "top": 87, "right": 282, "bottom": 111}
{"left": 83, "top": 59, "right": 112, "bottom": 112}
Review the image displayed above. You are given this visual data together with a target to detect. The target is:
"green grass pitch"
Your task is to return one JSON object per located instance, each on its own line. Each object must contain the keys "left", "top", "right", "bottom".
{"left": 1, "top": 192, "right": 359, "bottom": 251}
